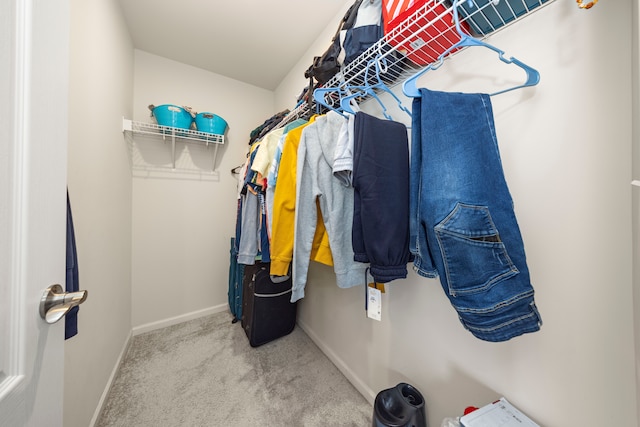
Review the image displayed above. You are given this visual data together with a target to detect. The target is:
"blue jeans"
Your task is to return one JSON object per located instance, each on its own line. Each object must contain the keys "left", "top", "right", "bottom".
{"left": 410, "top": 88, "right": 542, "bottom": 342}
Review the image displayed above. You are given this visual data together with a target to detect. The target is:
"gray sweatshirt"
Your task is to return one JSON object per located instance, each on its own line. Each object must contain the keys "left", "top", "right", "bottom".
{"left": 292, "top": 111, "right": 368, "bottom": 302}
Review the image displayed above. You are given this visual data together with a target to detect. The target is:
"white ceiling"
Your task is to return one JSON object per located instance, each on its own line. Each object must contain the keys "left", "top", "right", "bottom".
{"left": 118, "top": 0, "right": 348, "bottom": 91}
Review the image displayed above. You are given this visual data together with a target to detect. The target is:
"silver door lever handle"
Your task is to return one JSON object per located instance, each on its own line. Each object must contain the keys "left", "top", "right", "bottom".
{"left": 40, "top": 284, "right": 88, "bottom": 324}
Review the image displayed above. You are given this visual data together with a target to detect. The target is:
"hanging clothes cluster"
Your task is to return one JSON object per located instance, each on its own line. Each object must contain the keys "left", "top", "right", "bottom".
{"left": 233, "top": 108, "right": 412, "bottom": 304}
{"left": 231, "top": 0, "right": 546, "bottom": 343}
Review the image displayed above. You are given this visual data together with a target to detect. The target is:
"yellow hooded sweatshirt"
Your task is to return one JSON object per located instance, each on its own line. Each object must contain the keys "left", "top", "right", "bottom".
{"left": 270, "top": 115, "right": 333, "bottom": 277}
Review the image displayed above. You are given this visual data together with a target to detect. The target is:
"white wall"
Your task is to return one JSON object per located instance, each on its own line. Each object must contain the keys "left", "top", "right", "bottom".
{"left": 276, "top": 2, "right": 638, "bottom": 426}
{"left": 63, "top": 1, "right": 638, "bottom": 426}
{"left": 131, "top": 51, "right": 275, "bottom": 329}
{"left": 632, "top": 0, "right": 640, "bottom": 423}
{"left": 65, "top": 0, "right": 134, "bottom": 426}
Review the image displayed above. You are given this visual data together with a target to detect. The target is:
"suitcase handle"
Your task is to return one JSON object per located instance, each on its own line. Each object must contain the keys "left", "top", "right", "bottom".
{"left": 253, "top": 289, "right": 292, "bottom": 298}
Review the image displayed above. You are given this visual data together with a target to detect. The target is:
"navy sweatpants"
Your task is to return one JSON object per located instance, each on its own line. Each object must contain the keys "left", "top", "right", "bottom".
{"left": 352, "top": 112, "right": 411, "bottom": 283}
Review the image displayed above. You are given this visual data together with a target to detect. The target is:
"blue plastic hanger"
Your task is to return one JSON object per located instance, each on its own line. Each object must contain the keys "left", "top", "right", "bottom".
{"left": 402, "top": 0, "right": 540, "bottom": 98}
{"left": 313, "top": 85, "right": 350, "bottom": 117}
{"left": 340, "top": 57, "right": 412, "bottom": 120}
{"left": 341, "top": 87, "right": 393, "bottom": 120}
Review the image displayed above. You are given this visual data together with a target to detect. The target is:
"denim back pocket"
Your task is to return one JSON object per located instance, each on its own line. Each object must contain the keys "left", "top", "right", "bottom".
{"left": 434, "top": 203, "right": 518, "bottom": 298}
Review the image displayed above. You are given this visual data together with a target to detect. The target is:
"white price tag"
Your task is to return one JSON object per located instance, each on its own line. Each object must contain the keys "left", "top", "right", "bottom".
{"left": 367, "top": 286, "right": 382, "bottom": 321}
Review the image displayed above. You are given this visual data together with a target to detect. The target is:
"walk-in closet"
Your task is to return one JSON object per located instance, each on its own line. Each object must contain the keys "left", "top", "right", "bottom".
{"left": 2, "top": 0, "right": 638, "bottom": 426}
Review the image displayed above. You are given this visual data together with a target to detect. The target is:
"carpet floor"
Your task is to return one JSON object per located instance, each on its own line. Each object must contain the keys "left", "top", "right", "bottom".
{"left": 96, "top": 311, "right": 373, "bottom": 427}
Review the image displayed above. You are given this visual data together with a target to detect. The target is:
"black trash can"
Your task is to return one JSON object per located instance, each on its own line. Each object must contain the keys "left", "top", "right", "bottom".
{"left": 372, "top": 382, "right": 427, "bottom": 427}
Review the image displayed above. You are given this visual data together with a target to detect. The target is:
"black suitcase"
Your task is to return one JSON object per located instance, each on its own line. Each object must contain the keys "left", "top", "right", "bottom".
{"left": 241, "top": 262, "right": 297, "bottom": 347}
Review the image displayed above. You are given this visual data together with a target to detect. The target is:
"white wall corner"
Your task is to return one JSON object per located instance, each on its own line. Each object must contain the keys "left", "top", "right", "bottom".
{"left": 132, "top": 304, "right": 229, "bottom": 336}
{"left": 89, "top": 330, "right": 133, "bottom": 427}
{"left": 297, "top": 319, "right": 377, "bottom": 405}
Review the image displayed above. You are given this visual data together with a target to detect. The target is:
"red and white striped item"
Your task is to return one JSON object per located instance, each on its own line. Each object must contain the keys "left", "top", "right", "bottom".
{"left": 382, "top": 0, "right": 417, "bottom": 33}
{"left": 384, "top": 0, "right": 471, "bottom": 66}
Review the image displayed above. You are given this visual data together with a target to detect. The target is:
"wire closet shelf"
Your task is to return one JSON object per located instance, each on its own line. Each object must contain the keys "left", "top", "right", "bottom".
{"left": 122, "top": 118, "right": 225, "bottom": 175}
{"left": 277, "top": 0, "right": 554, "bottom": 127}
{"left": 122, "top": 119, "right": 225, "bottom": 146}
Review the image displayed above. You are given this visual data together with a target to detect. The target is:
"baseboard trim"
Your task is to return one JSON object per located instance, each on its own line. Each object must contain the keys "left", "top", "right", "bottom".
{"left": 91, "top": 304, "right": 229, "bottom": 425}
{"left": 89, "top": 329, "right": 133, "bottom": 427}
{"left": 132, "top": 304, "right": 229, "bottom": 336}
{"left": 297, "top": 319, "right": 376, "bottom": 405}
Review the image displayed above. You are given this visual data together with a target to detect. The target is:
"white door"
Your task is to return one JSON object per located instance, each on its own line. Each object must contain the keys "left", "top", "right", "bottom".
{"left": 0, "top": 0, "right": 70, "bottom": 426}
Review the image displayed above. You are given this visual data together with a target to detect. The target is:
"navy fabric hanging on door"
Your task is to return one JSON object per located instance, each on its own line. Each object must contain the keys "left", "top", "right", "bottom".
{"left": 65, "top": 191, "right": 80, "bottom": 339}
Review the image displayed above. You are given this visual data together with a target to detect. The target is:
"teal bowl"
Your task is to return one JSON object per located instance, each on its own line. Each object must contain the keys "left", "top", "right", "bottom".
{"left": 151, "top": 104, "right": 193, "bottom": 130}
{"left": 195, "top": 113, "right": 228, "bottom": 135}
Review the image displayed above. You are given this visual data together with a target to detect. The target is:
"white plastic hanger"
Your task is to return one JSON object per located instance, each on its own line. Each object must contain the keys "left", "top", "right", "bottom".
{"left": 402, "top": 0, "right": 540, "bottom": 98}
